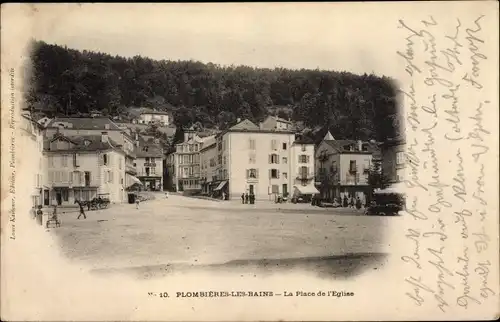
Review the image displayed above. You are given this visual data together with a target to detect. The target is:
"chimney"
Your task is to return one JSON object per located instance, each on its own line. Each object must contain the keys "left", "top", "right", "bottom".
{"left": 358, "top": 140, "right": 363, "bottom": 151}
{"left": 101, "top": 131, "right": 108, "bottom": 143}
{"left": 237, "top": 118, "right": 241, "bottom": 123}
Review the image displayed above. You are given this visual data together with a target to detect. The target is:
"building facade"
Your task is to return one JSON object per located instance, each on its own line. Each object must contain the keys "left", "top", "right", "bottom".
{"left": 20, "top": 114, "right": 46, "bottom": 207}
{"left": 135, "top": 135, "right": 164, "bottom": 191}
{"left": 44, "top": 133, "right": 127, "bottom": 205}
{"left": 213, "top": 119, "right": 315, "bottom": 201}
{"left": 290, "top": 137, "right": 318, "bottom": 198}
{"left": 135, "top": 111, "right": 170, "bottom": 126}
{"left": 315, "top": 132, "right": 378, "bottom": 204}
{"left": 380, "top": 137, "right": 406, "bottom": 183}
{"left": 199, "top": 137, "right": 217, "bottom": 194}
{"left": 260, "top": 115, "right": 293, "bottom": 131}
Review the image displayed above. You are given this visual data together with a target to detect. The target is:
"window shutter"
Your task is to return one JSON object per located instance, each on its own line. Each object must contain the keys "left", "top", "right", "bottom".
{"left": 80, "top": 172, "right": 85, "bottom": 185}
{"left": 256, "top": 169, "right": 259, "bottom": 178}
{"left": 269, "top": 169, "right": 272, "bottom": 179}
{"left": 277, "top": 170, "right": 280, "bottom": 179}
{"left": 276, "top": 155, "right": 280, "bottom": 164}
{"left": 246, "top": 169, "right": 249, "bottom": 178}
{"left": 307, "top": 156, "right": 310, "bottom": 163}
{"left": 268, "top": 155, "right": 272, "bottom": 164}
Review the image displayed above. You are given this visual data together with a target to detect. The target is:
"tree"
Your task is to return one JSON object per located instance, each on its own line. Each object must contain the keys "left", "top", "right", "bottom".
{"left": 367, "top": 158, "right": 390, "bottom": 197}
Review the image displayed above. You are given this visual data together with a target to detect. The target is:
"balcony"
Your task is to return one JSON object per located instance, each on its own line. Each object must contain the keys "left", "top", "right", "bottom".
{"left": 126, "top": 163, "right": 137, "bottom": 175}
{"left": 296, "top": 173, "right": 315, "bottom": 181}
{"left": 144, "top": 162, "right": 156, "bottom": 167}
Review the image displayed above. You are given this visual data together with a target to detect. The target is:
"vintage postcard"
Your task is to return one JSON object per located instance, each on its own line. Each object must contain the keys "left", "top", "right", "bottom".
{"left": 1, "top": 2, "right": 499, "bottom": 321}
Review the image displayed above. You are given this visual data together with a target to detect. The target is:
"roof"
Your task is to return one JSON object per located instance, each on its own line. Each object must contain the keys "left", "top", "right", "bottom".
{"left": 200, "top": 142, "right": 216, "bottom": 152}
{"left": 323, "top": 131, "right": 335, "bottom": 141}
{"left": 21, "top": 113, "right": 45, "bottom": 130}
{"left": 293, "top": 136, "right": 315, "bottom": 145}
{"left": 230, "top": 119, "right": 260, "bottom": 131}
{"left": 323, "top": 140, "right": 379, "bottom": 154}
{"left": 266, "top": 115, "right": 292, "bottom": 124}
{"left": 44, "top": 134, "right": 123, "bottom": 153}
{"left": 135, "top": 135, "right": 164, "bottom": 158}
{"left": 141, "top": 110, "right": 170, "bottom": 116}
{"left": 380, "top": 136, "right": 406, "bottom": 147}
{"left": 46, "top": 117, "right": 123, "bottom": 131}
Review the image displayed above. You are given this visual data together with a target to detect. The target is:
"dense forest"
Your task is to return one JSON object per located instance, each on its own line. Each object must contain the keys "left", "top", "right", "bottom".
{"left": 26, "top": 40, "right": 401, "bottom": 142}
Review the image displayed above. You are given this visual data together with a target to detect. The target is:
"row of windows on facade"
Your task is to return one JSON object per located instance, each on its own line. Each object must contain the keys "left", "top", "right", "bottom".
{"left": 48, "top": 154, "right": 124, "bottom": 170}
{"left": 178, "top": 154, "right": 200, "bottom": 165}
{"left": 178, "top": 143, "right": 200, "bottom": 153}
{"left": 318, "top": 160, "right": 371, "bottom": 175}
{"left": 245, "top": 166, "right": 311, "bottom": 179}
{"left": 216, "top": 138, "right": 307, "bottom": 152}
{"left": 48, "top": 170, "right": 123, "bottom": 185}
{"left": 200, "top": 154, "right": 311, "bottom": 169}
{"left": 49, "top": 188, "right": 99, "bottom": 203}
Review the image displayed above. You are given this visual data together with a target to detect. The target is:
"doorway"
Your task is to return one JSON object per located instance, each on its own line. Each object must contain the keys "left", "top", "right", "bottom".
{"left": 56, "top": 191, "right": 62, "bottom": 205}
{"left": 282, "top": 184, "right": 288, "bottom": 197}
{"left": 44, "top": 190, "right": 49, "bottom": 206}
{"left": 249, "top": 184, "right": 254, "bottom": 195}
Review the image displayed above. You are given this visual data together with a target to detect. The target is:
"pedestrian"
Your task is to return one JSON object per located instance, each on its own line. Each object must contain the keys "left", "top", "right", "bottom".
{"left": 343, "top": 196, "right": 348, "bottom": 208}
{"left": 77, "top": 200, "right": 87, "bottom": 219}
{"left": 136, "top": 198, "right": 140, "bottom": 209}
{"left": 165, "top": 191, "right": 169, "bottom": 199}
{"left": 356, "top": 197, "right": 362, "bottom": 210}
{"left": 241, "top": 193, "right": 245, "bottom": 204}
{"left": 250, "top": 194, "right": 255, "bottom": 204}
{"left": 36, "top": 205, "right": 43, "bottom": 226}
{"left": 349, "top": 197, "right": 355, "bottom": 209}
{"left": 31, "top": 205, "right": 36, "bottom": 219}
{"left": 245, "top": 193, "right": 249, "bottom": 204}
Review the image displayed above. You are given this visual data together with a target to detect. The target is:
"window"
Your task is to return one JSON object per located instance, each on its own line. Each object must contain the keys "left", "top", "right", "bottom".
{"left": 103, "top": 154, "right": 108, "bottom": 165}
{"left": 49, "top": 156, "right": 54, "bottom": 167}
{"left": 72, "top": 172, "right": 80, "bottom": 185}
{"left": 183, "top": 155, "right": 189, "bottom": 164}
{"left": 249, "top": 138, "right": 256, "bottom": 150}
{"left": 151, "top": 167, "right": 156, "bottom": 175}
{"left": 282, "top": 157, "right": 287, "bottom": 164}
{"left": 396, "top": 152, "right": 405, "bottom": 165}
{"left": 249, "top": 153, "right": 256, "bottom": 164}
{"left": 271, "top": 185, "right": 279, "bottom": 194}
{"left": 271, "top": 140, "right": 277, "bottom": 150}
{"left": 73, "top": 154, "right": 80, "bottom": 167}
{"left": 61, "top": 155, "right": 68, "bottom": 167}
{"left": 189, "top": 145, "right": 194, "bottom": 152}
{"left": 119, "top": 158, "right": 123, "bottom": 170}
{"left": 282, "top": 143, "right": 287, "bottom": 150}
{"left": 283, "top": 172, "right": 288, "bottom": 179}
{"left": 300, "top": 166, "right": 308, "bottom": 178}
{"left": 299, "top": 155, "right": 309, "bottom": 163}
{"left": 350, "top": 160, "right": 357, "bottom": 173}
{"left": 218, "top": 155, "right": 222, "bottom": 164}
{"left": 223, "top": 156, "right": 226, "bottom": 165}
{"left": 146, "top": 157, "right": 150, "bottom": 163}
{"left": 270, "top": 169, "right": 279, "bottom": 179}
{"left": 223, "top": 169, "right": 228, "bottom": 179}
{"left": 84, "top": 172, "right": 91, "bottom": 186}
{"left": 301, "top": 145, "right": 306, "bottom": 152}
{"left": 269, "top": 154, "right": 279, "bottom": 164}
{"left": 151, "top": 157, "right": 155, "bottom": 164}
{"left": 247, "top": 169, "right": 258, "bottom": 179}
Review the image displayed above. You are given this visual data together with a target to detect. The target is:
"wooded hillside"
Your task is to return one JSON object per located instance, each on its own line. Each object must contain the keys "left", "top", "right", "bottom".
{"left": 26, "top": 40, "right": 401, "bottom": 141}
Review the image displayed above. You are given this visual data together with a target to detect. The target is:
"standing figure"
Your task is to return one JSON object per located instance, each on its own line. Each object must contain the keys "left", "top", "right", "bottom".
{"left": 343, "top": 196, "right": 348, "bottom": 208}
{"left": 136, "top": 197, "right": 140, "bottom": 209}
{"left": 349, "top": 197, "right": 355, "bottom": 209}
{"left": 36, "top": 205, "right": 43, "bottom": 226}
{"left": 241, "top": 193, "right": 245, "bottom": 204}
{"left": 76, "top": 200, "right": 86, "bottom": 219}
{"left": 355, "top": 197, "right": 362, "bottom": 210}
{"left": 244, "top": 193, "right": 249, "bottom": 204}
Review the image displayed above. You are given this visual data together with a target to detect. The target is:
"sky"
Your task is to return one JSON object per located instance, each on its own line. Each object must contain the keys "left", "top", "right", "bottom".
{"left": 6, "top": 2, "right": 488, "bottom": 79}
{"left": 18, "top": 3, "right": 414, "bottom": 78}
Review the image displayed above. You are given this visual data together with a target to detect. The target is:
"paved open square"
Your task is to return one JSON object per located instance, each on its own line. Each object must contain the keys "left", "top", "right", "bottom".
{"left": 49, "top": 194, "right": 393, "bottom": 280}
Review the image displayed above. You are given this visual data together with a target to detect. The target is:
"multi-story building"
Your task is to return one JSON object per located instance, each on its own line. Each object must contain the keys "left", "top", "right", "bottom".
{"left": 213, "top": 118, "right": 313, "bottom": 201}
{"left": 45, "top": 117, "right": 138, "bottom": 190}
{"left": 44, "top": 132, "right": 127, "bottom": 205}
{"left": 290, "top": 136, "right": 319, "bottom": 198}
{"left": 133, "top": 110, "right": 170, "bottom": 126}
{"left": 380, "top": 136, "right": 406, "bottom": 183}
{"left": 260, "top": 115, "right": 293, "bottom": 131}
{"left": 166, "top": 128, "right": 215, "bottom": 192}
{"left": 199, "top": 136, "right": 217, "bottom": 194}
{"left": 20, "top": 113, "right": 46, "bottom": 207}
{"left": 315, "top": 131, "right": 379, "bottom": 204}
{"left": 135, "top": 135, "right": 164, "bottom": 191}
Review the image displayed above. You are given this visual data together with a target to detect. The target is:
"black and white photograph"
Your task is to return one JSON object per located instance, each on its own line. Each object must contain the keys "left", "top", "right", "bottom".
{"left": 1, "top": 3, "right": 498, "bottom": 321}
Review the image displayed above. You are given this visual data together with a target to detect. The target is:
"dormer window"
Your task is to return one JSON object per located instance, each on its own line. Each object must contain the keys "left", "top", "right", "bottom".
{"left": 83, "top": 140, "right": 91, "bottom": 146}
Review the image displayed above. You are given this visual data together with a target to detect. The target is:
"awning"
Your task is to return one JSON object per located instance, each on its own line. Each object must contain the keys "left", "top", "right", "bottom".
{"left": 294, "top": 184, "right": 319, "bottom": 195}
{"left": 127, "top": 176, "right": 143, "bottom": 187}
{"left": 374, "top": 182, "right": 406, "bottom": 195}
{"left": 214, "top": 180, "right": 228, "bottom": 191}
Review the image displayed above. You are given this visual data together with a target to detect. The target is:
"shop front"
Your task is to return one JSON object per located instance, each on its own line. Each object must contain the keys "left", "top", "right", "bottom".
{"left": 139, "top": 176, "right": 162, "bottom": 191}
